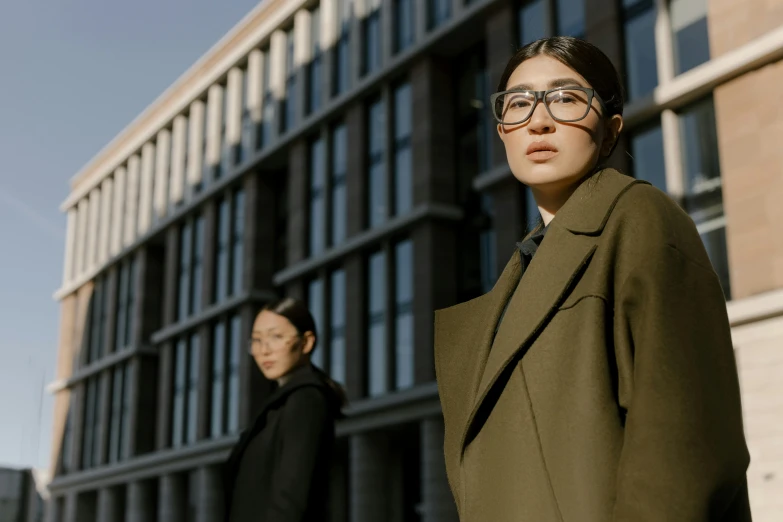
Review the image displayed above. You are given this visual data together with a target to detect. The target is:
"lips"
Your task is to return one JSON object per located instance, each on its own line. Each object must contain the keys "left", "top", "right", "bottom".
{"left": 526, "top": 141, "right": 558, "bottom": 155}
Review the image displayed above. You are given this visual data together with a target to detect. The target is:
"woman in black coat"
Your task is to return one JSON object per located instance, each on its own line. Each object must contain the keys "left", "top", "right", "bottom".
{"left": 223, "top": 297, "right": 346, "bottom": 522}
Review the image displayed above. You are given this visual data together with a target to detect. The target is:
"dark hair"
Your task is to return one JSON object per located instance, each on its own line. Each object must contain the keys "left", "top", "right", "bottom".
{"left": 498, "top": 36, "right": 625, "bottom": 120}
{"left": 262, "top": 297, "right": 348, "bottom": 408}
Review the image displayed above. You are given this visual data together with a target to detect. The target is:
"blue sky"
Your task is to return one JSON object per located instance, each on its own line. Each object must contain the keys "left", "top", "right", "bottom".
{"left": 0, "top": 0, "right": 262, "bottom": 470}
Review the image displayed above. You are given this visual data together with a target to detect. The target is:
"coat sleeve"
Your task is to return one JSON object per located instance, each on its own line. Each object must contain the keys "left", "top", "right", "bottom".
{"left": 612, "top": 241, "right": 751, "bottom": 521}
{"left": 262, "top": 387, "right": 330, "bottom": 522}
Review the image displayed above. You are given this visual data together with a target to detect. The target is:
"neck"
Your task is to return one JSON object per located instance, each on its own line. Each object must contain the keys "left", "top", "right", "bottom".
{"left": 530, "top": 172, "right": 593, "bottom": 226}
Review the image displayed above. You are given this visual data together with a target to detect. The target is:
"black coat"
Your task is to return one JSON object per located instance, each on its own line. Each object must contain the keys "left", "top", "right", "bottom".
{"left": 223, "top": 364, "right": 342, "bottom": 522}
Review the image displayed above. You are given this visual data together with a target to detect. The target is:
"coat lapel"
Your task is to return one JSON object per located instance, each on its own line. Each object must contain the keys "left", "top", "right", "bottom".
{"left": 456, "top": 169, "right": 646, "bottom": 456}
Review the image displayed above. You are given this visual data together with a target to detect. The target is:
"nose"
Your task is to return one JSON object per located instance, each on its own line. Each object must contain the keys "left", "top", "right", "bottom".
{"left": 527, "top": 100, "right": 555, "bottom": 135}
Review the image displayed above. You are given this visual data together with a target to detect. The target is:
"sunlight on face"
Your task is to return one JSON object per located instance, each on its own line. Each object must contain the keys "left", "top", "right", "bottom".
{"left": 250, "top": 311, "right": 313, "bottom": 382}
{"left": 497, "top": 55, "right": 618, "bottom": 197}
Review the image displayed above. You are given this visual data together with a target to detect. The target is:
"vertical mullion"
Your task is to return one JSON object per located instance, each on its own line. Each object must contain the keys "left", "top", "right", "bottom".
{"left": 384, "top": 242, "right": 395, "bottom": 392}
{"left": 383, "top": 86, "right": 394, "bottom": 221}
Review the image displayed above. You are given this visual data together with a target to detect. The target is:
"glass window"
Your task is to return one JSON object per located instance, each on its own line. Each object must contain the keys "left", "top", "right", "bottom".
{"left": 309, "top": 6, "right": 323, "bottom": 114}
{"left": 202, "top": 97, "right": 210, "bottom": 184}
{"left": 177, "top": 223, "right": 192, "bottom": 322}
{"left": 519, "top": 0, "right": 549, "bottom": 46}
{"left": 228, "top": 315, "right": 241, "bottom": 433}
{"left": 427, "top": 0, "right": 451, "bottom": 30}
{"left": 363, "top": 0, "right": 382, "bottom": 75}
{"left": 119, "top": 363, "right": 131, "bottom": 460}
{"left": 81, "top": 378, "right": 99, "bottom": 469}
{"left": 308, "top": 278, "right": 325, "bottom": 369}
{"left": 671, "top": 0, "right": 710, "bottom": 74}
{"left": 114, "top": 259, "right": 135, "bottom": 351}
{"left": 368, "top": 251, "right": 387, "bottom": 396}
{"left": 334, "top": 0, "right": 352, "bottom": 96}
{"left": 231, "top": 190, "right": 245, "bottom": 296}
{"left": 623, "top": 0, "right": 658, "bottom": 101}
{"left": 215, "top": 199, "right": 230, "bottom": 303}
{"left": 394, "top": 0, "right": 414, "bottom": 53}
{"left": 368, "top": 98, "right": 387, "bottom": 228}
{"left": 331, "top": 124, "right": 348, "bottom": 246}
{"left": 556, "top": 0, "right": 585, "bottom": 37}
{"left": 310, "top": 138, "right": 327, "bottom": 256}
{"left": 87, "top": 278, "right": 105, "bottom": 364}
{"left": 211, "top": 322, "right": 226, "bottom": 438}
{"left": 393, "top": 82, "right": 413, "bottom": 216}
{"left": 261, "top": 48, "right": 275, "bottom": 149}
{"left": 172, "top": 339, "right": 187, "bottom": 447}
{"left": 61, "top": 412, "right": 72, "bottom": 472}
{"left": 330, "top": 269, "right": 347, "bottom": 385}
{"left": 192, "top": 215, "right": 204, "bottom": 314}
{"left": 283, "top": 28, "right": 297, "bottom": 133}
{"left": 186, "top": 333, "right": 200, "bottom": 444}
{"left": 456, "top": 46, "right": 491, "bottom": 181}
{"left": 630, "top": 122, "right": 666, "bottom": 191}
{"left": 394, "top": 240, "right": 414, "bottom": 390}
{"left": 219, "top": 84, "right": 229, "bottom": 177}
{"left": 679, "top": 96, "right": 730, "bottom": 298}
{"left": 479, "top": 194, "right": 497, "bottom": 293}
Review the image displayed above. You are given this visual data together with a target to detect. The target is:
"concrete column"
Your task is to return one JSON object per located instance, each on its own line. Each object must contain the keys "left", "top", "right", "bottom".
{"left": 110, "top": 167, "right": 126, "bottom": 257}
{"left": 156, "top": 342, "right": 174, "bottom": 450}
{"left": 153, "top": 129, "right": 171, "bottom": 220}
{"left": 196, "top": 324, "right": 212, "bottom": 441}
{"left": 200, "top": 201, "right": 217, "bottom": 308}
{"left": 350, "top": 0, "right": 364, "bottom": 86}
{"left": 45, "top": 495, "right": 63, "bottom": 522}
{"left": 126, "top": 480, "right": 155, "bottom": 522}
{"left": 75, "top": 198, "right": 89, "bottom": 277}
{"left": 206, "top": 84, "right": 223, "bottom": 178}
{"left": 86, "top": 188, "right": 100, "bottom": 272}
{"left": 247, "top": 50, "right": 263, "bottom": 125}
{"left": 63, "top": 207, "right": 77, "bottom": 285}
{"left": 62, "top": 493, "right": 77, "bottom": 522}
{"left": 380, "top": 0, "right": 393, "bottom": 63}
{"left": 137, "top": 142, "right": 156, "bottom": 235}
{"left": 95, "top": 369, "right": 112, "bottom": 466}
{"left": 350, "top": 432, "right": 390, "bottom": 521}
{"left": 270, "top": 30, "right": 287, "bottom": 101}
{"left": 345, "top": 102, "right": 367, "bottom": 236}
{"left": 344, "top": 254, "right": 366, "bottom": 400}
{"left": 413, "top": 222, "right": 457, "bottom": 385}
{"left": 414, "top": 0, "right": 428, "bottom": 44}
{"left": 295, "top": 9, "right": 312, "bottom": 122}
{"left": 485, "top": 3, "right": 517, "bottom": 168}
{"left": 421, "top": 417, "right": 459, "bottom": 522}
{"left": 97, "top": 178, "right": 113, "bottom": 265}
{"left": 170, "top": 115, "right": 187, "bottom": 205}
{"left": 287, "top": 140, "right": 308, "bottom": 265}
{"left": 195, "top": 466, "right": 223, "bottom": 522}
{"left": 411, "top": 57, "right": 457, "bottom": 206}
{"left": 103, "top": 267, "right": 119, "bottom": 354}
{"left": 187, "top": 100, "right": 206, "bottom": 189}
{"left": 226, "top": 67, "right": 243, "bottom": 159}
{"left": 63, "top": 491, "right": 96, "bottom": 522}
{"left": 244, "top": 166, "right": 276, "bottom": 293}
{"left": 123, "top": 154, "right": 140, "bottom": 247}
{"left": 159, "top": 474, "right": 186, "bottom": 522}
{"left": 97, "top": 487, "right": 124, "bottom": 522}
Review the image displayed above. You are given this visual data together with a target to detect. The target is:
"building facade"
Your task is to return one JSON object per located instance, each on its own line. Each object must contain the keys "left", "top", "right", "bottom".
{"left": 0, "top": 468, "right": 46, "bottom": 522}
{"left": 47, "top": 0, "right": 783, "bottom": 521}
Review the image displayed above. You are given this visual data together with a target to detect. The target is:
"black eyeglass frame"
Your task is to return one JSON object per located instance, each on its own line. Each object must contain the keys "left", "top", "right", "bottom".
{"left": 489, "top": 86, "right": 608, "bottom": 125}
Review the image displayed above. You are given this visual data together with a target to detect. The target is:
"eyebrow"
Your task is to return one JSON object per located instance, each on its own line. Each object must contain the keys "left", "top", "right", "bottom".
{"left": 506, "top": 77, "right": 587, "bottom": 90}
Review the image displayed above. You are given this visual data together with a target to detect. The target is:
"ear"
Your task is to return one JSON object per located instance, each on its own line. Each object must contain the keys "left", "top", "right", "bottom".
{"left": 601, "top": 114, "right": 624, "bottom": 157}
{"left": 301, "top": 331, "right": 316, "bottom": 355}
{"left": 497, "top": 122, "right": 505, "bottom": 140}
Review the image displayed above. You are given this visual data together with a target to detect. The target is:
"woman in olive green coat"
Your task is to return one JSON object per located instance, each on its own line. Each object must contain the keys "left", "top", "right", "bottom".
{"left": 434, "top": 37, "right": 751, "bottom": 522}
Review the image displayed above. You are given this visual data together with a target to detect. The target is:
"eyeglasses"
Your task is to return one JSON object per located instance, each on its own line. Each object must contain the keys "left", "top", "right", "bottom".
{"left": 489, "top": 86, "right": 607, "bottom": 125}
{"left": 246, "top": 334, "right": 301, "bottom": 354}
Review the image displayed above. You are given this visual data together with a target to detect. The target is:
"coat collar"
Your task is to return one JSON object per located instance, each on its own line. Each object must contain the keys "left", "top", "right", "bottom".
{"left": 442, "top": 169, "right": 647, "bottom": 458}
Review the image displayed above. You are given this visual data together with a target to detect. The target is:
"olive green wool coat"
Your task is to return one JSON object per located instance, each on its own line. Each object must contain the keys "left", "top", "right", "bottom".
{"left": 434, "top": 169, "right": 752, "bottom": 522}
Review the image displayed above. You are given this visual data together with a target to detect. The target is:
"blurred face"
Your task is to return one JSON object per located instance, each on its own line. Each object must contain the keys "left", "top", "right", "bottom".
{"left": 497, "top": 55, "right": 622, "bottom": 197}
{"left": 250, "top": 311, "right": 315, "bottom": 382}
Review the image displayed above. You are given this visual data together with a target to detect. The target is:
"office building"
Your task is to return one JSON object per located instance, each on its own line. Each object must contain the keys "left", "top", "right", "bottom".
{"left": 47, "top": 0, "right": 783, "bottom": 520}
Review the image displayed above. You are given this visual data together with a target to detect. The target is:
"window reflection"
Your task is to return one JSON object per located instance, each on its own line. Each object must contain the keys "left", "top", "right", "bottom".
{"left": 330, "top": 269, "right": 347, "bottom": 385}
{"left": 368, "top": 98, "right": 387, "bottom": 228}
{"left": 394, "top": 0, "right": 414, "bottom": 53}
{"left": 368, "top": 251, "right": 387, "bottom": 396}
{"left": 630, "top": 122, "right": 666, "bottom": 191}
{"left": 308, "top": 278, "right": 325, "bottom": 370}
{"left": 519, "top": 0, "right": 549, "bottom": 46}
{"left": 310, "top": 138, "right": 327, "bottom": 256}
{"left": 671, "top": 0, "right": 710, "bottom": 74}
{"left": 395, "top": 240, "right": 414, "bottom": 390}
{"left": 282, "top": 29, "right": 296, "bottom": 133}
{"left": 623, "top": 0, "right": 658, "bottom": 101}
{"left": 428, "top": 0, "right": 451, "bottom": 30}
{"left": 308, "top": 6, "right": 323, "bottom": 114}
{"left": 393, "top": 82, "right": 413, "bottom": 216}
{"left": 334, "top": 0, "right": 352, "bottom": 96}
{"left": 556, "top": 0, "right": 585, "bottom": 37}
{"left": 331, "top": 124, "right": 347, "bottom": 245}
{"left": 363, "top": 0, "right": 382, "bottom": 75}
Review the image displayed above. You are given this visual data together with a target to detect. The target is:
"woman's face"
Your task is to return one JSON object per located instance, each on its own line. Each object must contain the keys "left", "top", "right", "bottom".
{"left": 497, "top": 55, "right": 621, "bottom": 195}
{"left": 250, "top": 311, "right": 315, "bottom": 382}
